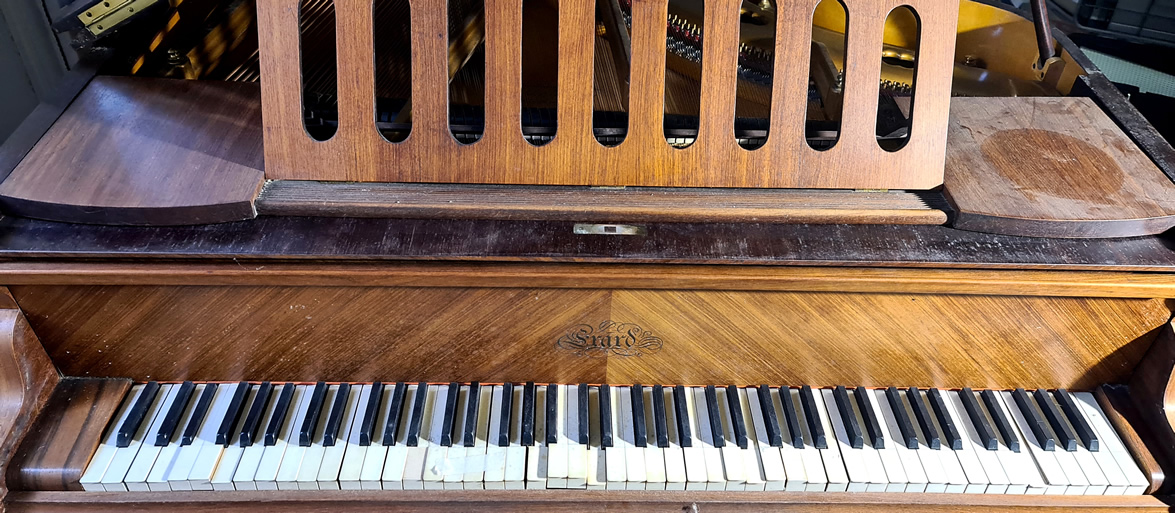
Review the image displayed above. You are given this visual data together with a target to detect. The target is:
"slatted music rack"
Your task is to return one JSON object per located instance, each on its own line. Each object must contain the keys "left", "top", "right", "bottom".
{"left": 257, "top": 0, "right": 960, "bottom": 189}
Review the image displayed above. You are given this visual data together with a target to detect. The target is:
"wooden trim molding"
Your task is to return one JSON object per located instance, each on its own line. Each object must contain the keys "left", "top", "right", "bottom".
{"left": 0, "top": 295, "right": 59, "bottom": 505}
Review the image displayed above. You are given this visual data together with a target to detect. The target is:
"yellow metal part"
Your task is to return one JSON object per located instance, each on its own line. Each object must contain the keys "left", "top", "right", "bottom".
{"left": 78, "top": 0, "right": 159, "bottom": 35}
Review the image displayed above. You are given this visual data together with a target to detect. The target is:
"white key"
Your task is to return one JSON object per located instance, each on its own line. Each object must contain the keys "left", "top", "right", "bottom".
{"left": 565, "top": 385, "right": 589, "bottom": 489}
{"left": 914, "top": 390, "right": 971, "bottom": 493}
{"left": 359, "top": 384, "right": 396, "bottom": 489}
{"left": 619, "top": 386, "right": 647, "bottom": 490}
{"left": 676, "top": 389, "right": 708, "bottom": 490}
{"left": 463, "top": 384, "right": 493, "bottom": 489}
{"left": 998, "top": 390, "right": 1069, "bottom": 494}
{"left": 546, "top": 384, "right": 569, "bottom": 489}
{"left": 691, "top": 387, "right": 727, "bottom": 491}
{"left": 318, "top": 384, "right": 363, "bottom": 489}
{"left": 211, "top": 385, "right": 262, "bottom": 490}
{"left": 403, "top": 384, "right": 438, "bottom": 490}
{"left": 714, "top": 387, "right": 748, "bottom": 491}
{"left": 146, "top": 384, "right": 207, "bottom": 492}
{"left": 731, "top": 388, "right": 768, "bottom": 491}
{"left": 81, "top": 384, "right": 147, "bottom": 491}
{"left": 975, "top": 391, "right": 1046, "bottom": 494}
{"left": 124, "top": 384, "right": 182, "bottom": 491}
{"left": 944, "top": 390, "right": 1006, "bottom": 494}
{"left": 443, "top": 385, "right": 470, "bottom": 489}
{"left": 383, "top": 384, "right": 420, "bottom": 490}
{"left": 275, "top": 385, "right": 318, "bottom": 490}
{"left": 821, "top": 389, "right": 871, "bottom": 491}
{"left": 895, "top": 391, "right": 948, "bottom": 493}
{"left": 871, "top": 389, "right": 927, "bottom": 493}
{"left": 807, "top": 388, "right": 849, "bottom": 492}
{"left": 484, "top": 385, "right": 507, "bottom": 489}
{"left": 604, "top": 386, "right": 627, "bottom": 490}
{"left": 586, "top": 386, "right": 608, "bottom": 490}
{"left": 773, "top": 388, "right": 813, "bottom": 491}
{"left": 102, "top": 384, "right": 172, "bottom": 491}
{"left": 661, "top": 387, "right": 688, "bottom": 490}
{"left": 181, "top": 383, "right": 239, "bottom": 490}
{"left": 504, "top": 385, "right": 526, "bottom": 490}
{"left": 1064, "top": 393, "right": 1129, "bottom": 495}
{"left": 232, "top": 385, "right": 284, "bottom": 491}
{"left": 1073, "top": 392, "right": 1149, "bottom": 495}
{"left": 641, "top": 387, "right": 667, "bottom": 491}
{"left": 1029, "top": 392, "right": 1094, "bottom": 495}
{"left": 525, "top": 385, "right": 549, "bottom": 489}
{"left": 296, "top": 385, "right": 339, "bottom": 489}
{"left": 1041, "top": 392, "right": 1108, "bottom": 495}
{"left": 744, "top": 388, "right": 786, "bottom": 491}
{"left": 337, "top": 384, "right": 373, "bottom": 490}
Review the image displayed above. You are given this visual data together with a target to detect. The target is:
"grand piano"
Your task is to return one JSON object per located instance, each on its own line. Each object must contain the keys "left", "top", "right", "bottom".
{"left": 2, "top": 0, "right": 1175, "bottom": 510}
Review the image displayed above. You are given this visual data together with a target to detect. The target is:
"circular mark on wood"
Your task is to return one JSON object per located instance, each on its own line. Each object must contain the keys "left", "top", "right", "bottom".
{"left": 980, "top": 128, "right": 1124, "bottom": 204}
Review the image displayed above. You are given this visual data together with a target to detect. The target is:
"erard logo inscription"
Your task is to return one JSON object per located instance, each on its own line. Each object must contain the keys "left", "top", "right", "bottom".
{"left": 556, "top": 321, "right": 663, "bottom": 357}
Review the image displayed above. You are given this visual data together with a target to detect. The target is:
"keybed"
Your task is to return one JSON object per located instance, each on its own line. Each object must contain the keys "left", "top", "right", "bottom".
{"left": 81, "top": 383, "right": 1150, "bottom": 494}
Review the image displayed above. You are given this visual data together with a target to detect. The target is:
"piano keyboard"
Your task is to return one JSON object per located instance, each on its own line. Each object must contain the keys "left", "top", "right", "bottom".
{"left": 78, "top": 382, "right": 1149, "bottom": 494}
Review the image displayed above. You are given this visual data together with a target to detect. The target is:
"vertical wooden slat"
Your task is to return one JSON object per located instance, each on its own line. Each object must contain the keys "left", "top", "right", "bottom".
{"left": 556, "top": 0, "right": 596, "bottom": 150}
{"left": 257, "top": 0, "right": 312, "bottom": 174}
{"left": 768, "top": 0, "right": 818, "bottom": 159}
{"left": 837, "top": 0, "right": 883, "bottom": 153}
{"left": 333, "top": 0, "right": 376, "bottom": 173}
{"left": 625, "top": 0, "right": 669, "bottom": 149}
{"left": 482, "top": 0, "right": 523, "bottom": 147}
{"left": 410, "top": 0, "right": 452, "bottom": 147}
{"left": 696, "top": 0, "right": 739, "bottom": 152}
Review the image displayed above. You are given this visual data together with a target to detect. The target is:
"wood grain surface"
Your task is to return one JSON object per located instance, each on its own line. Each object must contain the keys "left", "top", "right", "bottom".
{"left": 3, "top": 216, "right": 1175, "bottom": 271}
{"left": 1097, "top": 385, "right": 1167, "bottom": 494}
{"left": 0, "top": 77, "right": 265, "bottom": 226}
{"left": 257, "top": 0, "right": 958, "bottom": 189}
{"left": 1127, "top": 320, "right": 1175, "bottom": 493}
{"left": 8, "top": 284, "right": 1166, "bottom": 389}
{"left": 5, "top": 489, "right": 1171, "bottom": 512}
{"left": 943, "top": 96, "right": 1175, "bottom": 238}
{"left": 0, "top": 305, "right": 59, "bottom": 504}
{"left": 256, "top": 181, "right": 949, "bottom": 225}
{"left": 7, "top": 379, "right": 132, "bottom": 492}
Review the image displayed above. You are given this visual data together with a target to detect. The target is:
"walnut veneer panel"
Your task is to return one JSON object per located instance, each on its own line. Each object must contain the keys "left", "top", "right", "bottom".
{"left": 0, "top": 77, "right": 264, "bottom": 226}
{"left": 258, "top": 0, "right": 958, "bottom": 188}
{"left": 10, "top": 285, "right": 1167, "bottom": 389}
{"left": 943, "top": 97, "right": 1175, "bottom": 238}
{"left": 0, "top": 306, "right": 59, "bottom": 504}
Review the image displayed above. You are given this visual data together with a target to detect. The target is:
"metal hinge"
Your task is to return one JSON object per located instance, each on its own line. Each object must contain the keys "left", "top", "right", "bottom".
{"left": 78, "top": 0, "right": 158, "bottom": 36}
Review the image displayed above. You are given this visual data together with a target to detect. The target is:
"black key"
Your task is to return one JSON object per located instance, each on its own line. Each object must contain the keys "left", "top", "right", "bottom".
{"left": 886, "top": 387, "right": 918, "bottom": 450}
{"left": 521, "top": 382, "right": 536, "bottom": 446}
{"left": 1034, "top": 388, "right": 1076, "bottom": 452}
{"left": 756, "top": 385, "right": 782, "bottom": 447}
{"left": 359, "top": 381, "right": 384, "bottom": 446}
{"left": 652, "top": 384, "right": 668, "bottom": 448}
{"left": 546, "top": 383, "right": 559, "bottom": 446}
{"left": 264, "top": 383, "right": 295, "bottom": 446}
{"left": 181, "top": 383, "right": 218, "bottom": 446}
{"left": 726, "top": 385, "right": 748, "bottom": 449}
{"left": 382, "top": 382, "right": 407, "bottom": 446}
{"left": 799, "top": 385, "right": 826, "bottom": 449}
{"left": 981, "top": 389, "right": 1020, "bottom": 453}
{"left": 324, "top": 382, "right": 352, "bottom": 447}
{"left": 216, "top": 381, "right": 250, "bottom": 446}
{"left": 599, "top": 384, "right": 615, "bottom": 448}
{"left": 498, "top": 383, "right": 514, "bottom": 447}
{"left": 959, "top": 388, "right": 997, "bottom": 451}
{"left": 463, "top": 382, "right": 481, "bottom": 448}
{"left": 155, "top": 381, "right": 194, "bottom": 447}
{"left": 854, "top": 387, "right": 884, "bottom": 449}
{"left": 578, "top": 384, "right": 590, "bottom": 445}
{"left": 779, "top": 387, "right": 804, "bottom": 448}
{"left": 907, "top": 387, "right": 940, "bottom": 450}
{"left": 118, "top": 381, "right": 161, "bottom": 448}
{"left": 406, "top": 382, "right": 428, "bottom": 447}
{"left": 671, "top": 385, "right": 690, "bottom": 448}
{"left": 1054, "top": 389, "right": 1098, "bottom": 451}
{"left": 440, "top": 382, "right": 459, "bottom": 447}
{"left": 928, "top": 388, "right": 962, "bottom": 451}
{"left": 704, "top": 385, "right": 725, "bottom": 448}
{"left": 239, "top": 382, "right": 272, "bottom": 448}
{"left": 299, "top": 381, "right": 328, "bottom": 447}
{"left": 833, "top": 386, "right": 863, "bottom": 449}
{"left": 632, "top": 385, "right": 647, "bottom": 448}
{"left": 1013, "top": 388, "right": 1055, "bottom": 451}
